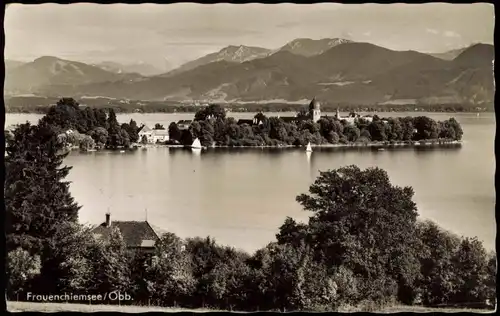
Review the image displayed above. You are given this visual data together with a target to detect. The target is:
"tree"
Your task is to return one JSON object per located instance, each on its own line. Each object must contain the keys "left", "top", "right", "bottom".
{"left": 200, "top": 120, "right": 215, "bottom": 146}
{"left": 36, "top": 222, "right": 97, "bottom": 295}
{"left": 368, "top": 120, "right": 388, "bottom": 142}
{"left": 107, "top": 108, "right": 120, "bottom": 129}
{"left": 154, "top": 123, "right": 165, "bottom": 130}
{"left": 413, "top": 116, "right": 439, "bottom": 141}
{"left": 5, "top": 122, "right": 81, "bottom": 254}
{"left": 180, "top": 129, "right": 194, "bottom": 146}
{"left": 6, "top": 248, "right": 42, "bottom": 298}
{"left": 120, "top": 129, "right": 131, "bottom": 148}
{"left": 269, "top": 117, "right": 288, "bottom": 142}
{"left": 415, "top": 220, "right": 461, "bottom": 306}
{"left": 446, "top": 118, "right": 463, "bottom": 141}
{"left": 450, "top": 237, "right": 490, "bottom": 305}
{"left": 484, "top": 252, "right": 496, "bottom": 307}
{"left": 88, "top": 127, "right": 108, "bottom": 148}
{"left": 386, "top": 118, "right": 404, "bottom": 141}
{"left": 168, "top": 122, "right": 182, "bottom": 142}
{"left": 91, "top": 227, "right": 131, "bottom": 296}
{"left": 438, "top": 118, "right": 463, "bottom": 141}
{"left": 148, "top": 233, "right": 196, "bottom": 307}
{"left": 343, "top": 125, "right": 361, "bottom": 142}
{"left": 79, "top": 135, "right": 95, "bottom": 151}
{"left": 39, "top": 98, "right": 81, "bottom": 132}
{"left": 400, "top": 117, "right": 415, "bottom": 141}
{"left": 121, "top": 120, "right": 139, "bottom": 143}
{"left": 294, "top": 166, "right": 421, "bottom": 304}
{"left": 195, "top": 104, "right": 226, "bottom": 121}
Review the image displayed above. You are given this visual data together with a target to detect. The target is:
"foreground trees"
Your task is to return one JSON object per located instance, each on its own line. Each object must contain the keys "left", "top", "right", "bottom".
{"left": 278, "top": 166, "right": 422, "bottom": 307}
{"left": 5, "top": 122, "right": 81, "bottom": 253}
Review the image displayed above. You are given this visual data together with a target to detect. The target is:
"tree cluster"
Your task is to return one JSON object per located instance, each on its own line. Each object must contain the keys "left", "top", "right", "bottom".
{"left": 168, "top": 106, "right": 463, "bottom": 147}
{"left": 38, "top": 98, "right": 140, "bottom": 150}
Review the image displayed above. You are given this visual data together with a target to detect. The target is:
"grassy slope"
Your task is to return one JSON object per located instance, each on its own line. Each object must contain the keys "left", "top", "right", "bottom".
{"left": 7, "top": 301, "right": 495, "bottom": 313}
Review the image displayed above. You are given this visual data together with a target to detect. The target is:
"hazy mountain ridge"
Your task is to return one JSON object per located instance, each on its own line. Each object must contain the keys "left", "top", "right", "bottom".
{"left": 93, "top": 61, "right": 167, "bottom": 76}
{"left": 5, "top": 60, "right": 26, "bottom": 71}
{"left": 6, "top": 41, "right": 494, "bottom": 106}
{"left": 4, "top": 56, "right": 143, "bottom": 95}
{"left": 276, "top": 38, "right": 353, "bottom": 57}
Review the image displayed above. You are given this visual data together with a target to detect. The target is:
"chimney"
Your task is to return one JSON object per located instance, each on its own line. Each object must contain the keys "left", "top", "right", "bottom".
{"left": 105, "top": 212, "right": 111, "bottom": 227}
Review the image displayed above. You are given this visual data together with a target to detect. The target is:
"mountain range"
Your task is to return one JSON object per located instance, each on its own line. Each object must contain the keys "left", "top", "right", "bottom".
{"left": 4, "top": 39, "right": 494, "bottom": 105}
{"left": 91, "top": 61, "right": 167, "bottom": 76}
{"left": 4, "top": 56, "right": 141, "bottom": 95}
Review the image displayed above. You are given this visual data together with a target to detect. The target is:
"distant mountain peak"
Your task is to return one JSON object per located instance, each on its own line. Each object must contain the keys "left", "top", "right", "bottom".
{"left": 166, "top": 44, "right": 272, "bottom": 76}
{"left": 278, "top": 38, "right": 353, "bottom": 57}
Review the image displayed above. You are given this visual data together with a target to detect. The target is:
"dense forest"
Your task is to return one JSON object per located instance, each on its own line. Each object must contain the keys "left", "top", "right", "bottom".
{"left": 4, "top": 100, "right": 495, "bottom": 311}
{"left": 170, "top": 104, "right": 463, "bottom": 147}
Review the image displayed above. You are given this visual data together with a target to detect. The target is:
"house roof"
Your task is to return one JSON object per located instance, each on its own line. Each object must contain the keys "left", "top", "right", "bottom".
{"left": 309, "top": 97, "right": 321, "bottom": 110}
{"left": 92, "top": 221, "right": 160, "bottom": 248}
{"left": 138, "top": 125, "right": 152, "bottom": 133}
{"left": 152, "top": 129, "right": 169, "bottom": 136}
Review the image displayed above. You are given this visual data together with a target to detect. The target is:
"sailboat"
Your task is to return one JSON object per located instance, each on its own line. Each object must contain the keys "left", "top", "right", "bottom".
{"left": 191, "top": 138, "right": 203, "bottom": 149}
{"left": 306, "top": 142, "right": 313, "bottom": 152}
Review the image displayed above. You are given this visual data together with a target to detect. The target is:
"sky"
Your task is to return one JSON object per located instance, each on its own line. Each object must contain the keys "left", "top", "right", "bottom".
{"left": 4, "top": 3, "right": 495, "bottom": 71}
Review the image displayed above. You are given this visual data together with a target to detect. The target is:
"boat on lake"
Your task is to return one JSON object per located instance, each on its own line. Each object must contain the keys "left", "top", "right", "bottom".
{"left": 306, "top": 142, "right": 313, "bottom": 152}
{"left": 191, "top": 138, "right": 203, "bottom": 149}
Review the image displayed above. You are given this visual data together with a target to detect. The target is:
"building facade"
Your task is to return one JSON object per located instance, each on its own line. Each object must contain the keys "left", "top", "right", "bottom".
{"left": 138, "top": 125, "right": 170, "bottom": 143}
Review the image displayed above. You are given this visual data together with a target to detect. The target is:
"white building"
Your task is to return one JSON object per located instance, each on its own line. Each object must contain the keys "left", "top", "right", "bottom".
{"left": 138, "top": 125, "right": 169, "bottom": 143}
{"left": 335, "top": 109, "right": 373, "bottom": 124}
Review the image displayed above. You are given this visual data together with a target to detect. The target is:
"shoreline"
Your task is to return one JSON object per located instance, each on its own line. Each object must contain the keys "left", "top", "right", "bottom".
{"left": 83, "top": 140, "right": 462, "bottom": 152}
{"left": 176, "top": 140, "right": 462, "bottom": 150}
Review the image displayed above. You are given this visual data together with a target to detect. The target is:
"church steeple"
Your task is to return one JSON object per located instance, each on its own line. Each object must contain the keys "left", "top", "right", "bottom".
{"left": 309, "top": 97, "right": 321, "bottom": 123}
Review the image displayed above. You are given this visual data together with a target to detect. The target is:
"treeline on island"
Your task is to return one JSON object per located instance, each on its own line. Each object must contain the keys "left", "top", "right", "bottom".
{"left": 9, "top": 98, "right": 142, "bottom": 151}
{"left": 9, "top": 99, "right": 463, "bottom": 151}
{"left": 169, "top": 104, "right": 463, "bottom": 147}
{"left": 5, "top": 112, "right": 495, "bottom": 311}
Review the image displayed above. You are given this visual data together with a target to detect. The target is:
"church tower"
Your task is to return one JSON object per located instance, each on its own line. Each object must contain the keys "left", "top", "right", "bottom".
{"left": 308, "top": 97, "right": 321, "bottom": 123}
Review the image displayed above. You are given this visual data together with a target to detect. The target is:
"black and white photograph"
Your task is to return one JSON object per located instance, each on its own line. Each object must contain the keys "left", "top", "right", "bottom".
{"left": 3, "top": 2, "right": 496, "bottom": 313}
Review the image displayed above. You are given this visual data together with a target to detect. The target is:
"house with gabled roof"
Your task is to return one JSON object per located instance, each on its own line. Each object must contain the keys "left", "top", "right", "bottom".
{"left": 92, "top": 213, "right": 161, "bottom": 254}
{"left": 138, "top": 125, "right": 169, "bottom": 143}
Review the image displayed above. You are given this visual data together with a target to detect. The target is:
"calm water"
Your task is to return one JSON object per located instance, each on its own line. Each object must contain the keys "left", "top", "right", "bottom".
{"left": 5, "top": 112, "right": 496, "bottom": 253}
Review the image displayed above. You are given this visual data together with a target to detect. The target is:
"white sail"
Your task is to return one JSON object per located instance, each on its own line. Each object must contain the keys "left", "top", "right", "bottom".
{"left": 306, "top": 142, "right": 313, "bottom": 152}
{"left": 191, "top": 138, "right": 202, "bottom": 149}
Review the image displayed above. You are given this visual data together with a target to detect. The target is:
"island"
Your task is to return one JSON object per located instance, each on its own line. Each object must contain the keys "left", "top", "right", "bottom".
{"left": 5, "top": 98, "right": 463, "bottom": 152}
{"left": 164, "top": 98, "right": 463, "bottom": 149}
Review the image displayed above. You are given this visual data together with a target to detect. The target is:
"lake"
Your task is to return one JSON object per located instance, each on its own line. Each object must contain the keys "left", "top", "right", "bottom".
{"left": 5, "top": 112, "right": 496, "bottom": 253}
